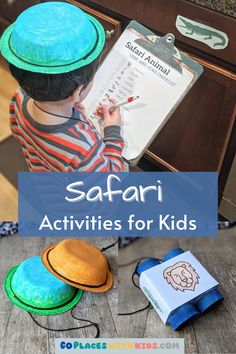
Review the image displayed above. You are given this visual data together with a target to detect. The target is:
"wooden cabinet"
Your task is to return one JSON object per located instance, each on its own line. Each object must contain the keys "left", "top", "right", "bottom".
{"left": 88, "top": 0, "right": 236, "bottom": 69}
{"left": 219, "top": 156, "right": 236, "bottom": 221}
{"left": 145, "top": 55, "right": 236, "bottom": 197}
{"left": 0, "top": 1, "right": 41, "bottom": 22}
{"left": 0, "top": 16, "right": 10, "bottom": 37}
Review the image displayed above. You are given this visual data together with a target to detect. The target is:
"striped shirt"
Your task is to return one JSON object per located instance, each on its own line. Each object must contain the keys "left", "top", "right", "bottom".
{"left": 9, "top": 88, "right": 125, "bottom": 172}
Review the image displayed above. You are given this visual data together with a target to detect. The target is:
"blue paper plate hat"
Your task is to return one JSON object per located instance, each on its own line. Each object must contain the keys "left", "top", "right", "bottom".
{"left": 0, "top": 2, "right": 105, "bottom": 73}
{"left": 4, "top": 256, "right": 83, "bottom": 315}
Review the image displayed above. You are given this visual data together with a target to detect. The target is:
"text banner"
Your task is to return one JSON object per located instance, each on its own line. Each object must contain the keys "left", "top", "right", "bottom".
{"left": 18, "top": 172, "right": 218, "bottom": 237}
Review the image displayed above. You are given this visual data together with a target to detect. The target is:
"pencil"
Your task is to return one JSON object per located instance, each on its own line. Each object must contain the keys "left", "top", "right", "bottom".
{"left": 109, "top": 96, "right": 139, "bottom": 110}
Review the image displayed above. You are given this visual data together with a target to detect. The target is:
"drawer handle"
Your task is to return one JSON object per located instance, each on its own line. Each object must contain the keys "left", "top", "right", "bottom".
{"left": 106, "top": 29, "right": 115, "bottom": 39}
{"left": 7, "top": 0, "right": 16, "bottom": 5}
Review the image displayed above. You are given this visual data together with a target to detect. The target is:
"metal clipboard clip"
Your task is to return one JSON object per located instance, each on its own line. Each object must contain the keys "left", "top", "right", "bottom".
{"left": 134, "top": 33, "right": 182, "bottom": 74}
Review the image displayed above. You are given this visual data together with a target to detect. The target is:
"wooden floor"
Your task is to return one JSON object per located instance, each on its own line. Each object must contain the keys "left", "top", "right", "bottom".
{"left": 0, "top": 173, "right": 18, "bottom": 221}
{"left": 0, "top": 236, "right": 118, "bottom": 354}
{"left": 0, "top": 57, "right": 25, "bottom": 220}
{"left": 118, "top": 228, "right": 236, "bottom": 354}
{"left": 0, "top": 58, "right": 18, "bottom": 143}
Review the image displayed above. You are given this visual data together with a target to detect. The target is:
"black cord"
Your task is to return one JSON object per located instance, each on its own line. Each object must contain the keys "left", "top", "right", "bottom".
{"left": 118, "top": 256, "right": 163, "bottom": 316}
{"left": 131, "top": 272, "right": 140, "bottom": 289}
{"left": 118, "top": 270, "right": 152, "bottom": 316}
{"left": 118, "top": 301, "right": 151, "bottom": 316}
{"left": 33, "top": 101, "right": 90, "bottom": 124}
{"left": 120, "top": 257, "right": 163, "bottom": 268}
{"left": 100, "top": 239, "right": 118, "bottom": 252}
{"left": 119, "top": 257, "right": 150, "bottom": 268}
{"left": 28, "top": 308, "right": 99, "bottom": 337}
{"left": 101, "top": 243, "right": 153, "bottom": 315}
{"left": 71, "top": 309, "right": 100, "bottom": 338}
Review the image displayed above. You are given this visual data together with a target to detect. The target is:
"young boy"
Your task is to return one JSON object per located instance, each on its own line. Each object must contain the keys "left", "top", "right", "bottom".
{"left": 0, "top": 2, "right": 125, "bottom": 172}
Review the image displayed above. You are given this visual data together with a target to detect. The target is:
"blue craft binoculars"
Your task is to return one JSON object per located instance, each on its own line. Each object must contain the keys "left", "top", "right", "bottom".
{"left": 135, "top": 248, "right": 223, "bottom": 331}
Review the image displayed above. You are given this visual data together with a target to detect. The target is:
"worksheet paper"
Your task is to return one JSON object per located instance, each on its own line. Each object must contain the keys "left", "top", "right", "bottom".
{"left": 83, "top": 25, "right": 196, "bottom": 163}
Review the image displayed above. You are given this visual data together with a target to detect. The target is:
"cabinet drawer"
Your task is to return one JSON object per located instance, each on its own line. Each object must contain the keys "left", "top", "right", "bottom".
{"left": 66, "top": 0, "right": 121, "bottom": 58}
{"left": 219, "top": 155, "right": 236, "bottom": 220}
{"left": 144, "top": 54, "right": 236, "bottom": 198}
{"left": 0, "top": 16, "right": 10, "bottom": 37}
{"left": 89, "top": 0, "right": 236, "bottom": 68}
{"left": 146, "top": 55, "right": 236, "bottom": 170}
{"left": 0, "top": 0, "right": 41, "bottom": 22}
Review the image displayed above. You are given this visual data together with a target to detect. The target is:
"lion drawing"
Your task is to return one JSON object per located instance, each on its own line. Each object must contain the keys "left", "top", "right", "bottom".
{"left": 163, "top": 262, "right": 199, "bottom": 292}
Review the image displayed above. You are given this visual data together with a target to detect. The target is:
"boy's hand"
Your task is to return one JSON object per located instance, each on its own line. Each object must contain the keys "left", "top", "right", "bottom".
{"left": 94, "top": 98, "right": 121, "bottom": 128}
{"left": 75, "top": 102, "right": 85, "bottom": 111}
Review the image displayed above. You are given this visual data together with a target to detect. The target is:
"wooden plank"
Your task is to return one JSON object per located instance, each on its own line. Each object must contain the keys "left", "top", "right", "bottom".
{"left": 144, "top": 310, "right": 198, "bottom": 354}
{"left": 0, "top": 173, "right": 18, "bottom": 221}
{"left": 191, "top": 252, "right": 236, "bottom": 354}
{"left": 104, "top": 238, "right": 118, "bottom": 337}
{"left": 177, "top": 228, "right": 236, "bottom": 257}
{"left": 118, "top": 261, "right": 151, "bottom": 337}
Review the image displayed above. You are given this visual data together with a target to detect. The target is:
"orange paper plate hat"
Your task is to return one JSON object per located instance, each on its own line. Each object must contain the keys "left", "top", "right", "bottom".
{"left": 41, "top": 239, "right": 113, "bottom": 293}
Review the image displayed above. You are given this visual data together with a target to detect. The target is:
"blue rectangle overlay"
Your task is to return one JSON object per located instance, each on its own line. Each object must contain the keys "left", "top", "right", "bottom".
{"left": 18, "top": 172, "right": 218, "bottom": 237}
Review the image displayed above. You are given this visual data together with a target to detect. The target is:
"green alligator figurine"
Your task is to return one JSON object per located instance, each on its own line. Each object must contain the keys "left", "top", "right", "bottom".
{"left": 178, "top": 17, "right": 226, "bottom": 47}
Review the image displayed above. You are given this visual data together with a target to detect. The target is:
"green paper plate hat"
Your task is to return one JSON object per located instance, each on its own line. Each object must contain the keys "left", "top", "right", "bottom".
{"left": 0, "top": 1, "right": 105, "bottom": 74}
{"left": 4, "top": 256, "right": 83, "bottom": 315}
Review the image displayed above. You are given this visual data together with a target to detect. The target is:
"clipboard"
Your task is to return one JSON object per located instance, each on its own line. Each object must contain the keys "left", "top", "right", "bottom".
{"left": 83, "top": 20, "right": 203, "bottom": 165}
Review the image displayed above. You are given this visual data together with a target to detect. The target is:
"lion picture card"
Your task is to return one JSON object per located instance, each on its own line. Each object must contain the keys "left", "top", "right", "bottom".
{"left": 139, "top": 251, "right": 219, "bottom": 324}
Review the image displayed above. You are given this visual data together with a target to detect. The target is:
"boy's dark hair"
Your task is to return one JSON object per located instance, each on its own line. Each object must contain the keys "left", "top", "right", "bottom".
{"left": 9, "top": 56, "right": 101, "bottom": 102}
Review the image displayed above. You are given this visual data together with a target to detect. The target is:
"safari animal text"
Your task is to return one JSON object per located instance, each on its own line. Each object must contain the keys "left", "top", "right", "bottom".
{"left": 125, "top": 41, "right": 171, "bottom": 76}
